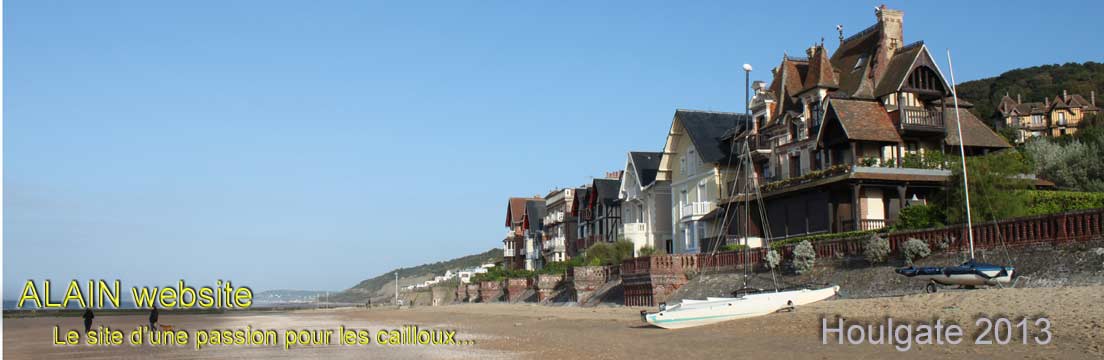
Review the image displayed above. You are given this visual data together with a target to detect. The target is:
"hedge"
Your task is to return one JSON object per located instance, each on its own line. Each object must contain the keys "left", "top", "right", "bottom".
{"left": 1023, "top": 190, "right": 1104, "bottom": 216}
{"left": 768, "top": 229, "right": 880, "bottom": 249}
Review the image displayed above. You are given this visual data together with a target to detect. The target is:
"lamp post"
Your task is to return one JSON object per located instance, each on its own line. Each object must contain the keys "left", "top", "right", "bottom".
{"left": 743, "top": 63, "right": 753, "bottom": 117}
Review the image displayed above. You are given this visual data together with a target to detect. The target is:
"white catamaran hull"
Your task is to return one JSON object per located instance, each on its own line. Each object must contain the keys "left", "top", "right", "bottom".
{"left": 643, "top": 286, "right": 839, "bottom": 329}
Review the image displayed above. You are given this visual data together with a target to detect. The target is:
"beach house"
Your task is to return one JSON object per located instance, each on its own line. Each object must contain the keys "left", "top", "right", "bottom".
{"left": 504, "top": 197, "right": 542, "bottom": 269}
{"left": 996, "top": 91, "right": 1099, "bottom": 143}
{"left": 542, "top": 188, "right": 577, "bottom": 263}
{"left": 657, "top": 110, "right": 751, "bottom": 254}
{"left": 618, "top": 151, "right": 673, "bottom": 255}
{"left": 522, "top": 199, "right": 547, "bottom": 270}
{"left": 723, "top": 5, "right": 1011, "bottom": 240}
{"left": 575, "top": 174, "right": 624, "bottom": 252}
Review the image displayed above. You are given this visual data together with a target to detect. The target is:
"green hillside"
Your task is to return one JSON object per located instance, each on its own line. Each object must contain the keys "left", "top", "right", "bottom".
{"left": 328, "top": 248, "right": 501, "bottom": 303}
{"left": 956, "top": 61, "right": 1104, "bottom": 123}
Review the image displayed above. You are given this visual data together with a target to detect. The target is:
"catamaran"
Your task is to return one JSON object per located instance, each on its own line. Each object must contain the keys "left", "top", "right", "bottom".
{"left": 642, "top": 74, "right": 840, "bottom": 329}
{"left": 894, "top": 50, "right": 1015, "bottom": 293}
{"left": 642, "top": 285, "right": 839, "bottom": 329}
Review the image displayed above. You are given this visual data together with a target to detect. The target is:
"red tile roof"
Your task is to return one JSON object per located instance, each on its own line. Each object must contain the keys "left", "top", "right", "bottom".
{"left": 826, "top": 99, "right": 902, "bottom": 142}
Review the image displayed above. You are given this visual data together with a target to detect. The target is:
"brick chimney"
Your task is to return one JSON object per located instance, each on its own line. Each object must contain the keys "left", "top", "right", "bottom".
{"left": 873, "top": 5, "right": 904, "bottom": 83}
{"left": 604, "top": 171, "right": 623, "bottom": 180}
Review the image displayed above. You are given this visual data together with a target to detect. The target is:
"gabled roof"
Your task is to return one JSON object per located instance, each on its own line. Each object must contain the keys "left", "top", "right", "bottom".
{"left": 822, "top": 99, "right": 902, "bottom": 143}
{"left": 673, "top": 109, "right": 750, "bottom": 164}
{"left": 592, "top": 178, "right": 622, "bottom": 206}
{"left": 506, "top": 197, "right": 540, "bottom": 226}
{"left": 998, "top": 95, "right": 1019, "bottom": 114}
{"left": 1066, "top": 94, "right": 1095, "bottom": 108}
{"left": 872, "top": 43, "right": 932, "bottom": 97}
{"left": 830, "top": 24, "right": 881, "bottom": 99}
{"left": 524, "top": 199, "right": 545, "bottom": 231}
{"left": 571, "top": 187, "right": 590, "bottom": 213}
{"left": 628, "top": 151, "right": 662, "bottom": 187}
{"left": 802, "top": 45, "right": 839, "bottom": 91}
{"left": 1050, "top": 96, "right": 1069, "bottom": 109}
{"left": 944, "top": 108, "right": 1011, "bottom": 149}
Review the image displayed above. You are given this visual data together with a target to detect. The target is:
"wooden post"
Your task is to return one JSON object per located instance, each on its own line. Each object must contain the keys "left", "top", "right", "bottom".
{"left": 852, "top": 183, "right": 862, "bottom": 231}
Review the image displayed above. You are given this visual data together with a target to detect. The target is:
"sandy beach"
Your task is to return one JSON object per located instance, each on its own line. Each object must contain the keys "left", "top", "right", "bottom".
{"left": 5, "top": 285, "right": 1102, "bottom": 359}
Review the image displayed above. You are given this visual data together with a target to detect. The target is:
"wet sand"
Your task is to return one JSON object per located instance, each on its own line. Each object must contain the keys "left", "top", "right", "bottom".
{"left": 5, "top": 285, "right": 1102, "bottom": 359}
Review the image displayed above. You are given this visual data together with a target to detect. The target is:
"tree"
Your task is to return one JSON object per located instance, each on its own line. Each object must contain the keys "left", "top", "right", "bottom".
{"left": 1024, "top": 134, "right": 1104, "bottom": 192}
{"left": 896, "top": 204, "right": 944, "bottom": 230}
{"left": 942, "top": 150, "right": 1033, "bottom": 223}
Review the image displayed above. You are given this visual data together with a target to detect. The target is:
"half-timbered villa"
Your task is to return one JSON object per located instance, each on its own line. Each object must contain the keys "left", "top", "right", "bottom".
{"left": 724, "top": 5, "right": 1011, "bottom": 241}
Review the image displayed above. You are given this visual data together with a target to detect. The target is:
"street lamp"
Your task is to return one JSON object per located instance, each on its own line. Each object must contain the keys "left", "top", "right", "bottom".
{"left": 742, "top": 63, "right": 752, "bottom": 116}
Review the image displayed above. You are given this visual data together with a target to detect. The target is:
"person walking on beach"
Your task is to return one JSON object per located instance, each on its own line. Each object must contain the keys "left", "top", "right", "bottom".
{"left": 82, "top": 308, "right": 94, "bottom": 333}
{"left": 149, "top": 306, "right": 159, "bottom": 330}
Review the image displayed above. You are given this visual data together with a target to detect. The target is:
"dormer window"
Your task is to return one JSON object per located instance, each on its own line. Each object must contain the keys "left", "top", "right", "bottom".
{"left": 853, "top": 55, "right": 866, "bottom": 71}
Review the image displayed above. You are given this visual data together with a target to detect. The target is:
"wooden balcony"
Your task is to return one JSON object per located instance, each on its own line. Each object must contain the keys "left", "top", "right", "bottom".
{"left": 900, "top": 108, "right": 945, "bottom": 132}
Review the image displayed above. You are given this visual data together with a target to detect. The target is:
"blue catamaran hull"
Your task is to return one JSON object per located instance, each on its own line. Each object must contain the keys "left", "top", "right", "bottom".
{"left": 896, "top": 260, "right": 1014, "bottom": 287}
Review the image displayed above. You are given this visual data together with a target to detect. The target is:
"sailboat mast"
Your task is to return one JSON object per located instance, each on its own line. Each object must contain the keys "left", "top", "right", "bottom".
{"left": 946, "top": 50, "right": 975, "bottom": 259}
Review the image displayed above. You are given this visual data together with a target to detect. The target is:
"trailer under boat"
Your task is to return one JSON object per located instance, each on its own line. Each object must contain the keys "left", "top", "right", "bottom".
{"left": 640, "top": 285, "right": 839, "bottom": 329}
{"left": 895, "top": 260, "right": 1014, "bottom": 292}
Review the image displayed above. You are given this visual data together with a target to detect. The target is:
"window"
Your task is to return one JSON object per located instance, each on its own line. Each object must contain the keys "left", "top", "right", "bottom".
{"left": 906, "top": 141, "right": 919, "bottom": 155}
{"left": 1032, "top": 115, "right": 1043, "bottom": 126}
{"left": 853, "top": 55, "right": 866, "bottom": 71}
{"left": 790, "top": 154, "right": 801, "bottom": 178}
{"left": 1057, "top": 112, "right": 1067, "bottom": 125}
{"left": 810, "top": 101, "right": 823, "bottom": 129}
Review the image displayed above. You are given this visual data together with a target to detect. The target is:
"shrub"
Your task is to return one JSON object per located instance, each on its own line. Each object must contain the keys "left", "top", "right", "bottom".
{"left": 765, "top": 249, "right": 781, "bottom": 270}
{"left": 902, "top": 238, "right": 932, "bottom": 265}
{"left": 792, "top": 240, "right": 816, "bottom": 274}
{"left": 862, "top": 234, "right": 891, "bottom": 264}
{"left": 582, "top": 240, "right": 636, "bottom": 266}
{"left": 537, "top": 261, "right": 573, "bottom": 275}
{"left": 470, "top": 266, "right": 507, "bottom": 283}
{"left": 637, "top": 245, "right": 656, "bottom": 257}
{"left": 896, "top": 204, "right": 944, "bottom": 230}
{"left": 937, "top": 236, "right": 953, "bottom": 251}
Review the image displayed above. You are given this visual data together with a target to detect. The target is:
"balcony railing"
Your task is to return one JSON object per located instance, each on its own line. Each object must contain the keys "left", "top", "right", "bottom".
{"left": 859, "top": 218, "right": 891, "bottom": 231}
{"left": 543, "top": 236, "right": 566, "bottom": 252}
{"left": 503, "top": 246, "right": 517, "bottom": 257}
{"left": 623, "top": 222, "right": 647, "bottom": 234}
{"left": 901, "top": 108, "right": 944, "bottom": 129}
{"left": 680, "top": 201, "right": 716, "bottom": 219}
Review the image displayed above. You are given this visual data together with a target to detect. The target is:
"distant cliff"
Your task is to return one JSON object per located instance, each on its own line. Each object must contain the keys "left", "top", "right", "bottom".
{"left": 956, "top": 61, "right": 1104, "bottom": 122}
{"left": 328, "top": 248, "right": 501, "bottom": 303}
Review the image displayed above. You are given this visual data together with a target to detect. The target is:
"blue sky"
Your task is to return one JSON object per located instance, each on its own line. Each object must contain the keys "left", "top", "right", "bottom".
{"left": 5, "top": 0, "right": 1103, "bottom": 298}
